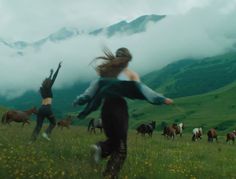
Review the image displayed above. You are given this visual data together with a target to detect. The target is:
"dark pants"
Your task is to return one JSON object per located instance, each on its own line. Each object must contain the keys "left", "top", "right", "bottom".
{"left": 31, "top": 105, "right": 56, "bottom": 141}
{"left": 98, "top": 97, "right": 128, "bottom": 179}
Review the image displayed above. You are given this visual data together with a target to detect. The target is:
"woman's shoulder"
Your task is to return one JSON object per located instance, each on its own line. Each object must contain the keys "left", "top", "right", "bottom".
{"left": 126, "top": 69, "right": 140, "bottom": 82}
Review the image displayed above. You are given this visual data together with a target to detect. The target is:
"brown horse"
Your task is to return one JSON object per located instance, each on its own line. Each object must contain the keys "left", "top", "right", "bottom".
{"left": 226, "top": 130, "right": 236, "bottom": 143}
{"left": 172, "top": 123, "right": 185, "bottom": 137}
{"left": 162, "top": 125, "right": 176, "bottom": 140}
{"left": 207, "top": 128, "right": 218, "bottom": 142}
{"left": 162, "top": 123, "right": 184, "bottom": 139}
{"left": 1, "top": 107, "right": 37, "bottom": 126}
{"left": 57, "top": 115, "right": 73, "bottom": 129}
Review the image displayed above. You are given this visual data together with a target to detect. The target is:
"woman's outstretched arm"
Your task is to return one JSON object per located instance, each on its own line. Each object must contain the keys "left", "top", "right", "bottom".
{"left": 127, "top": 68, "right": 173, "bottom": 105}
{"left": 73, "top": 79, "right": 99, "bottom": 106}
{"left": 49, "top": 69, "right": 54, "bottom": 79}
{"left": 50, "top": 61, "right": 62, "bottom": 86}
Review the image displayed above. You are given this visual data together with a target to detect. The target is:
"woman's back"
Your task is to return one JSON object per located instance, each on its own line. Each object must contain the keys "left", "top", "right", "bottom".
{"left": 117, "top": 68, "right": 140, "bottom": 82}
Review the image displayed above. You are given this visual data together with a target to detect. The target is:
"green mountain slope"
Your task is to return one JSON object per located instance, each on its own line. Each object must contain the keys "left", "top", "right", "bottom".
{"left": 0, "top": 82, "right": 89, "bottom": 117}
{"left": 142, "top": 52, "right": 236, "bottom": 98}
{"left": 1, "top": 82, "right": 236, "bottom": 133}
{"left": 1, "top": 51, "right": 236, "bottom": 122}
{"left": 128, "top": 81, "right": 236, "bottom": 133}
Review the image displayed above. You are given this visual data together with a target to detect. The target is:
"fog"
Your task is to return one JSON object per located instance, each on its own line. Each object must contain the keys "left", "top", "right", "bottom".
{"left": 0, "top": 0, "right": 236, "bottom": 99}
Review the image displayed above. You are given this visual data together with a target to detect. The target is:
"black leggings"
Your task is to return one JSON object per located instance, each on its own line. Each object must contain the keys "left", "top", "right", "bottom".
{"left": 98, "top": 97, "right": 128, "bottom": 178}
{"left": 31, "top": 105, "right": 56, "bottom": 141}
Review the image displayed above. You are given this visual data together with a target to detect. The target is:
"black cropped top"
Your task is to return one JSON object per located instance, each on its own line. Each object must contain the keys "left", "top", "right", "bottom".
{"left": 40, "top": 86, "right": 53, "bottom": 99}
{"left": 40, "top": 65, "right": 60, "bottom": 99}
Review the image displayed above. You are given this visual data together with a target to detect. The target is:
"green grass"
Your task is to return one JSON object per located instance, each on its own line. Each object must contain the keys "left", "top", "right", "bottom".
{"left": 1, "top": 80, "right": 236, "bottom": 178}
{"left": 128, "top": 81, "right": 236, "bottom": 134}
{"left": 68, "top": 81, "right": 236, "bottom": 134}
{"left": 0, "top": 123, "right": 236, "bottom": 179}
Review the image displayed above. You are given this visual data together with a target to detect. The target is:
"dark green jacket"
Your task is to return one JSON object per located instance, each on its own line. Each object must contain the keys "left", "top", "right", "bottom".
{"left": 74, "top": 78, "right": 167, "bottom": 119}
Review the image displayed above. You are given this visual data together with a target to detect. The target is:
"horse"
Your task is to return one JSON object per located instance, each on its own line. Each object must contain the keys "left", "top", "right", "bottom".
{"left": 207, "top": 128, "right": 218, "bottom": 142}
{"left": 192, "top": 128, "right": 203, "bottom": 141}
{"left": 162, "top": 125, "right": 176, "bottom": 139}
{"left": 136, "top": 121, "right": 156, "bottom": 137}
{"left": 88, "top": 118, "right": 103, "bottom": 134}
{"left": 57, "top": 115, "right": 73, "bottom": 129}
{"left": 1, "top": 107, "right": 37, "bottom": 126}
{"left": 226, "top": 130, "right": 236, "bottom": 143}
{"left": 162, "top": 122, "right": 184, "bottom": 140}
{"left": 172, "top": 122, "right": 185, "bottom": 137}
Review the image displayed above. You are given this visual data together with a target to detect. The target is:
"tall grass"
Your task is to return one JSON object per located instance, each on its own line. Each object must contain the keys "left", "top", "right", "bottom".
{"left": 0, "top": 123, "right": 236, "bottom": 179}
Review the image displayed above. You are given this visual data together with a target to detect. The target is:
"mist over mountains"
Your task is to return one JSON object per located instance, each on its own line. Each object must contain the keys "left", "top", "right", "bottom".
{"left": 1, "top": 2, "right": 236, "bottom": 103}
{"left": 1, "top": 51, "right": 236, "bottom": 117}
{"left": 0, "top": 15, "right": 165, "bottom": 51}
{"left": 1, "top": 0, "right": 236, "bottom": 134}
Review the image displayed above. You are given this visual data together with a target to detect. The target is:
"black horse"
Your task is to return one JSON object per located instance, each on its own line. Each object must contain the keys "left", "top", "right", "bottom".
{"left": 88, "top": 118, "right": 103, "bottom": 134}
{"left": 136, "top": 121, "right": 156, "bottom": 137}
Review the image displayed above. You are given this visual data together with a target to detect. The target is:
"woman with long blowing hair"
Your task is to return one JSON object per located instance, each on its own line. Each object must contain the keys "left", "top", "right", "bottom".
{"left": 74, "top": 47, "right": 173, "bottom": 178}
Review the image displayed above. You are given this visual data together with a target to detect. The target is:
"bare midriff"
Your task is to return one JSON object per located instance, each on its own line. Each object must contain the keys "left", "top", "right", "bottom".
{"left": 42, "top": 98, "right": 52, "bottom": 105}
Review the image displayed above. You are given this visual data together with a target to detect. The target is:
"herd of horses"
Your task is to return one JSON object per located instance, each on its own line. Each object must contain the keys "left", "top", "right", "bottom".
{"left": 136, "top": 122, "right": 236, "bottom": 143}
{"left": 1, "top": 107, "right": 236, "bottom": 143}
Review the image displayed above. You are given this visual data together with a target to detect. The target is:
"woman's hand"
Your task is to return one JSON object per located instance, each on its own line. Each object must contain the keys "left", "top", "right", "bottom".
{"left": 164, "top": 98, "right": 173, "bottom": 105}
{"left": 58, "top": 61, "right": 63, "bottom": 68}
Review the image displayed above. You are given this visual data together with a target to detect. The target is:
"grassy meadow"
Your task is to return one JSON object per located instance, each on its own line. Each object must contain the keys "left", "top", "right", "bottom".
{"left": 0, "top": 123, "right": 236, "bottom": 179}
{"left": 127, "top": 82, "right": 236, "bottom": 133}
{"left": 1, "top": 82, "right": 236, "bottom": 179}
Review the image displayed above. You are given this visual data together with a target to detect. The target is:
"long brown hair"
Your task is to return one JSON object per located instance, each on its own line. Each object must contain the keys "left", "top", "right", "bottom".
{"left": 94, "top": 47, "right": 132, "bottom": 77}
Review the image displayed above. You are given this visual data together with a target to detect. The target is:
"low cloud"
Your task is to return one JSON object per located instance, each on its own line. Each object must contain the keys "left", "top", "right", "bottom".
{"left": 0, "top": 0, "right": 236, "bottom": 99}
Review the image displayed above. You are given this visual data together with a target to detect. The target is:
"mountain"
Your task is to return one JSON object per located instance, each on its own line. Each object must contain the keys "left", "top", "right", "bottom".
{"left": 1, "top": 80, "right": 236, "bottom": 133}
{"left": 32, "top": 27, "right": 80, "bottom": 48}
{"left": 0, "top": 14, "right": 165, "bottom": 50}
{"left": 1, "top": 51, "right": 236, "bottom": 118}
{"left": 142, "top": 52, "right": 236, "bottom": 98}
{"left": 128, "top": 81, "right": 236, "bottom": 133}
{"left": 89, "top": 14, "right": 165, "bottom": 37}
{"left": 0, "top": 81, "right": 89, "bottom": 118}
{"left": 0, "top": 27, "right": 80, "bottom": 50}
{"left": 1, "top": 51, "right": 236, "bottom": 132}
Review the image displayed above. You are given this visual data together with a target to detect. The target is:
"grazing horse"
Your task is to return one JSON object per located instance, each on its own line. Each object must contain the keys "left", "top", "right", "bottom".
{"left": 136, "top": 121, "right": 156, "bottom": 137}
{"left": 1, "top": 107, "right": 37, "bottom": 126}
{"left": 192, "top": 128, "right": 203, "bottom": 141}
{"left": 162, "top": 122, "right": 185, "bottom": 139}
{"left": 88, "top": 118, "right": 103, "bottom": 133}
{"left": 172, "top": 123, "right": 185, "bottom": 137}
{"left": 226, "top": 130, "right": 236, "bottom": 143}
{"left": 162, "top": 125, "right": 176, "bottom": 139}
{"left": 57, "top": 115, "right": 73, "bottom": 129}
{"left": 207, "top": 128, "right": 218, "bottom": 142}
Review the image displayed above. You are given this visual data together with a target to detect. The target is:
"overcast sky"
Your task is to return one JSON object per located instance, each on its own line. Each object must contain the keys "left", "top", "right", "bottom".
{"left": 0, "top": 0, "right": 215, "bottom": 41}
{"left": 1, "top": 0, "right": 236, "bottom": 98}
